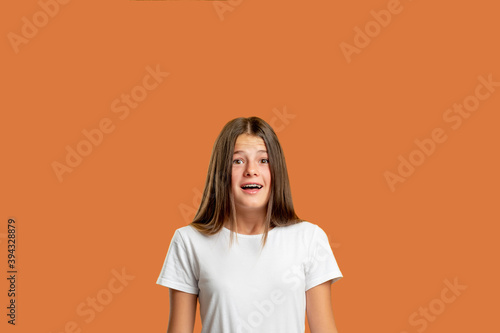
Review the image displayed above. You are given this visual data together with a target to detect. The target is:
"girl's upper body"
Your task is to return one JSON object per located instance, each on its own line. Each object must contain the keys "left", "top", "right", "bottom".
{"left": 156, "top": 221, "right": 342, "bottom": 333}
{"left": 156, "top": 116, "right": 343, "bottom": 332}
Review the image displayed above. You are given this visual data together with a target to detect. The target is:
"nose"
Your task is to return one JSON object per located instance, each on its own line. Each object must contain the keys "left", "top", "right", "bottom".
{"left": 245, "top": 160, "right": 259, "bottom": 176}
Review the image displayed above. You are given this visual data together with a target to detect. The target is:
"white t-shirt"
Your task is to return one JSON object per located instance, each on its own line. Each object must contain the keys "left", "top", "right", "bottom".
{"left": 156, "top": 221, "right": 343, "bottom": 333}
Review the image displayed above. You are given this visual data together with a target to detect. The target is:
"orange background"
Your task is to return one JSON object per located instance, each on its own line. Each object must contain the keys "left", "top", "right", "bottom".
{"left": 1, "top": 0, "right": 499, "bottom": 332}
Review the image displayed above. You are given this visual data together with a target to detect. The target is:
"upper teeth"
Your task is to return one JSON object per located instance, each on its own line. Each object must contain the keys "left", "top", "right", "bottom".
{"left": 242, "top": 184, "right": 262, "bottom": 189}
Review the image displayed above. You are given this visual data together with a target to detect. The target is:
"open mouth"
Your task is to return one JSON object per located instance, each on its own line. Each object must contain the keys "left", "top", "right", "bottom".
{"left": 240, "top": 183, "right": 263, "bottom": 193}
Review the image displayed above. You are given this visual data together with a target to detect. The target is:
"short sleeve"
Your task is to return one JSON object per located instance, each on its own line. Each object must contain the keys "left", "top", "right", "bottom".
{"left": 156, "top": 229, "right": 199, "bottom": 295}
{"left": 304, "top": 225, "right": 343, "bottom": 291}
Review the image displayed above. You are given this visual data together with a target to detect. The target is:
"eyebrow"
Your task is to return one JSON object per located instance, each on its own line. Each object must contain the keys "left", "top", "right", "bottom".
{"left": 233, "top": 150, "right": 268, "bottom": 155}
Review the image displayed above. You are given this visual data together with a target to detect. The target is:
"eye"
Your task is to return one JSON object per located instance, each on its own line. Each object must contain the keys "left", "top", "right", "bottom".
{"left": 260, "top": 159, "right": 269, "bottom": 164}
{"left": 233, "top": 159, "right": 243, "bottom": 165}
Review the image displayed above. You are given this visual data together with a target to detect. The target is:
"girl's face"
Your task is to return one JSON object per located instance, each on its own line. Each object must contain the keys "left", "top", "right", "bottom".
{"left": 231, "top": 134, "right": 271, "bottom": 212}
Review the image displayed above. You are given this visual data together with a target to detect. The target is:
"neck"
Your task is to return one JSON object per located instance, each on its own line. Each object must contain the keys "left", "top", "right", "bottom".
{"left": 225, "top": 207, "right": 269, "bottom": 235}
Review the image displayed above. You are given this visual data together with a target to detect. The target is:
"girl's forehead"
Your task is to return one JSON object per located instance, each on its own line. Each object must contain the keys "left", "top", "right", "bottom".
{"left": 234, "top": 134, "right": 266, "bottom": 149}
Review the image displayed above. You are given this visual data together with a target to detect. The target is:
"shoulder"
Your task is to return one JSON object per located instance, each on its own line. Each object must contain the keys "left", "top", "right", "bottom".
{"left": 277, "top": 220, "right": 320, "bottom": 233}
{"left": 172, "top": 224, "right": 204, "bottom": 241}
{"left": 275, "top": 221, "right": 324, "bottom": 242}
{"left": 171, "top": 224, "right": 222, "bottom": 249}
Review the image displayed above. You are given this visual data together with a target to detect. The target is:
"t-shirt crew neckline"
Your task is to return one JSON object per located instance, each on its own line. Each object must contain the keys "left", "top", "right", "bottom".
{"left": 222, "top": 226, "right": 277, "bottom": 238}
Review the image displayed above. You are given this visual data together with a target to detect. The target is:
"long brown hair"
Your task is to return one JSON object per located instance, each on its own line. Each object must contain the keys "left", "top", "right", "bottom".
{"left": 189, "top": 116, "right": 303, "bottom": 248}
